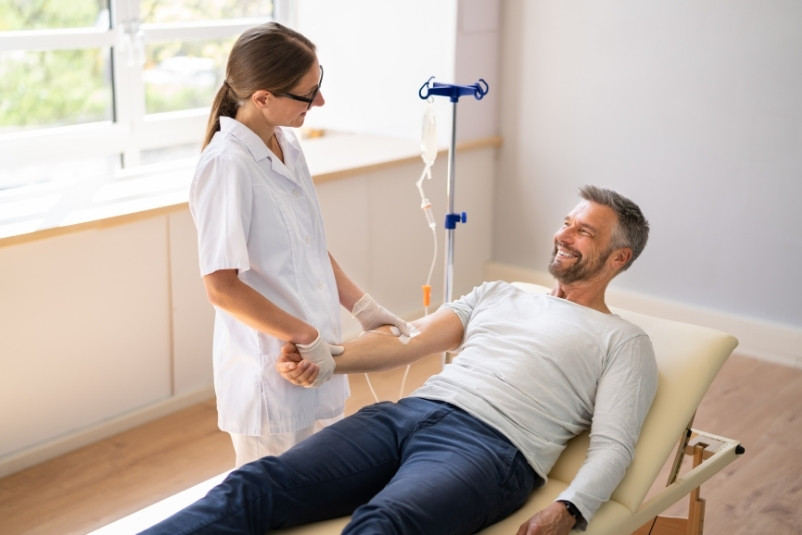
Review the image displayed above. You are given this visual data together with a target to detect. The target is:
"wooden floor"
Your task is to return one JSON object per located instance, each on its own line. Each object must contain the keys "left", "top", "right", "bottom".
{"left": 1, "top": 353, "right": 801, "bottom": 535}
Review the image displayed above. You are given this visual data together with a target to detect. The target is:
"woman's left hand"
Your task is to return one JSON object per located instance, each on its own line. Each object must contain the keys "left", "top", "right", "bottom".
{"left": 352, "top": 293, "right": 418, "bottom": 338}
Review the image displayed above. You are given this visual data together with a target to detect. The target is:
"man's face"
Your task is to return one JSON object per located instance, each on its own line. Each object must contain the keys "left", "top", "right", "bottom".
{"left": 548, "top": 201, "right": 619, "bottom": 284}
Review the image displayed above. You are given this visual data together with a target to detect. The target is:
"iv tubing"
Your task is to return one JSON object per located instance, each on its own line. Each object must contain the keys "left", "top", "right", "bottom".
{"left": 363, "top": 99, "right": 440, "bottom": 402}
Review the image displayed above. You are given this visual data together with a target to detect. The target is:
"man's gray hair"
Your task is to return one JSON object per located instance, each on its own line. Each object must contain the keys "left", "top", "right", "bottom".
{"left": 579, "top": 185, "right": 649, "bottom": 271}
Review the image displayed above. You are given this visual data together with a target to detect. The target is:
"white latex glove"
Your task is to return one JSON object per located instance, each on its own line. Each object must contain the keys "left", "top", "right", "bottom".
{"left": 296, "top": 332, "right": 344, "bottom": 388}
{"left": 351, "top": 293, "right": 419, "bottom": 340}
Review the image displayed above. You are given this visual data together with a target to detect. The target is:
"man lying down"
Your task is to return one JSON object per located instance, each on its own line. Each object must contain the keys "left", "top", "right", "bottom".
{"left": 140, "top": 186, "right": 657, "bottom": 535}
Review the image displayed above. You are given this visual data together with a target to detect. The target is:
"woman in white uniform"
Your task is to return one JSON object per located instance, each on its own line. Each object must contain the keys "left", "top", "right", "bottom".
{"left": 192, "top": 22, "right": 413, "bottom": 467}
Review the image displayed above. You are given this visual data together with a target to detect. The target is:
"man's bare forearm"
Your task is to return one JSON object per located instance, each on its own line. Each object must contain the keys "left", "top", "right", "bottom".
{"left": 334, "top": 308, "right": 463, "bottom": 374}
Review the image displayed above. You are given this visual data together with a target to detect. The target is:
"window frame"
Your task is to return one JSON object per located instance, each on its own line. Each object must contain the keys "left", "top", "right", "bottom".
{"left": 0, "top": 1, "right": 293, "bottom": 172}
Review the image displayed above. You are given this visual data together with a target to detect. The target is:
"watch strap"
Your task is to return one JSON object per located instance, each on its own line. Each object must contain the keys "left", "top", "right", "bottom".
{"left": 556, "top": 499, "right": 584, "bottom": 525}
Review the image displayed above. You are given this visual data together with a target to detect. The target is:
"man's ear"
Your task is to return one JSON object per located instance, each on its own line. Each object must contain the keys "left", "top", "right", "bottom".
{"left": 611, "top": 247, "right": 632, "bottom": 270}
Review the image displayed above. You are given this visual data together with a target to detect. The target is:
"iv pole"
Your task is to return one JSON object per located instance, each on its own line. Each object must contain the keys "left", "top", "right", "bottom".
{"left": 418, "top": 77, "right": 488, "bottom": 365}
{"left": 418, "top": 77, "right": 489, "bottom": 306}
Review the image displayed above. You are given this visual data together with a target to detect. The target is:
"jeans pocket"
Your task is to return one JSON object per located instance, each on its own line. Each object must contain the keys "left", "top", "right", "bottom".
{"left": 495, "top": 449, "right": 540, "bottom": 520}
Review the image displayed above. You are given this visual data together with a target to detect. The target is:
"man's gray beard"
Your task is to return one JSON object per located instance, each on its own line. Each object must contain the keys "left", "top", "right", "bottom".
{"left": 548, "top": 246, "right": 613, "bottom": 284}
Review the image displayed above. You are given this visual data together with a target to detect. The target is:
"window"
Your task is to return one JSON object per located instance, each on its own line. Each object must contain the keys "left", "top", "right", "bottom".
{"left": 0, "top": 0, "right": 287, "bottom": 236}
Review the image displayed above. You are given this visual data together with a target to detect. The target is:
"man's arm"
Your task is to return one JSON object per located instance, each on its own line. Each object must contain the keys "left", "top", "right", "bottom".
{"left": 277, "top": 307, "right": 464, "bottom": 385}
{"left": 553, "top": 335, "right": 658, "bottom": 528}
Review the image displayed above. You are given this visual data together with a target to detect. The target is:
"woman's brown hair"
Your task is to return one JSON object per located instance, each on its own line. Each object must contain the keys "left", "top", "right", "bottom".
{"left": 202, "top": 22, "right": 317, "bottom": 149}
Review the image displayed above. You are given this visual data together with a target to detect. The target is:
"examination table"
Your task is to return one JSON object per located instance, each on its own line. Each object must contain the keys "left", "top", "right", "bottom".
{"left": 94, "top": 281, "right": 742, "bottom": 535}
{"left": 276, "top": 282, "right": 743, "bottom": 535}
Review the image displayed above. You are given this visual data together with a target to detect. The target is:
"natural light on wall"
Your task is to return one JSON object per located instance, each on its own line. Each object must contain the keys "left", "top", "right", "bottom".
{"left": 0, "top": 0, "right": 286, "bottom": 238}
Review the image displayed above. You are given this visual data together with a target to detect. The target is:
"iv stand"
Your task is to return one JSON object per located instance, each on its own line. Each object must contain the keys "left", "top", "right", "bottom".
{"left": 418, "top": 77, "right": 488, "bottom": 365}
{"left": 418, "top": 77, "right": 489, "bottom": 306}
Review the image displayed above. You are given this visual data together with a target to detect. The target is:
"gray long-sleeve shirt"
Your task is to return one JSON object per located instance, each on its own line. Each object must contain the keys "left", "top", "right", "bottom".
{"left": 411, "top": 281, "right": 658, "bottom": 527}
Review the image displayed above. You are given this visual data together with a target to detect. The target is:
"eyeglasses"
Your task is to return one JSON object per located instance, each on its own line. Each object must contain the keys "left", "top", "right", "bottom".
{"left": 274, "top": 65, "right": 323, "bottom": 110}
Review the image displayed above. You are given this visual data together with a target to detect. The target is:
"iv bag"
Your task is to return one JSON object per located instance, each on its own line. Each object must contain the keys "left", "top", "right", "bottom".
{"left": 421, "top": 101, "right": 437, "bottom": 168}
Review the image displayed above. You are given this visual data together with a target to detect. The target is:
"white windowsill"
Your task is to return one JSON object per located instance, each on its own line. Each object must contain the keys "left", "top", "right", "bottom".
{"left": 0, "top": 132, "right": 500, "bottom": 246}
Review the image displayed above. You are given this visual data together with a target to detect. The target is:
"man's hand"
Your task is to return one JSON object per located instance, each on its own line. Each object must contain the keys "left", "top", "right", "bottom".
{"left": 290, "top": 333, "right": 343, "bottom": 388}
{"left": 516, "top": 502, "right": 576, "bottom": 535}
{"left": 276, "top": 343, "right": 321, "bottom": 387}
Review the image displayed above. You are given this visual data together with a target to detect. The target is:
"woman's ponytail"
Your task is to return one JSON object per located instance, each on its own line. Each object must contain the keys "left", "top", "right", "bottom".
{"left": 202, "top": 81, "right": 239, "bottom": 150}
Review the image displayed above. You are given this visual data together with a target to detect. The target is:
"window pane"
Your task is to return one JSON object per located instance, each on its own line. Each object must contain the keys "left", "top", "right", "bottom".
{"left": 144, "top": 38, "right": 233, "bottom": 114}
{"left": 1, "top": 0, "right": 110, "bottom": 31}
{"left": 141, "top": 0, "right": 274, "bottom": 23}
{"left": 0, "top": 48, "right": 112, "bottom": 131}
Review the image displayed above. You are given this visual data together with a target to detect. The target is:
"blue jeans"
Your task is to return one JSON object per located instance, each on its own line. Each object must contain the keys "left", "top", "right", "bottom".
{"left": 139, "top": 398, "right": 541, "bottom": 535}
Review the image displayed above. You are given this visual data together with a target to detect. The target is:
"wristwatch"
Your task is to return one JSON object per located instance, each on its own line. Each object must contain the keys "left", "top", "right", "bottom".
{"left": 556, "top": 500, "right": 584, "bottom": 525}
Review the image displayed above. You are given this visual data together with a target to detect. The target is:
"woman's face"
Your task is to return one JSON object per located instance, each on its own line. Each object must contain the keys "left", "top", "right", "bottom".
{"left": 268, "top": 60, "right": 325, "bottom": 128}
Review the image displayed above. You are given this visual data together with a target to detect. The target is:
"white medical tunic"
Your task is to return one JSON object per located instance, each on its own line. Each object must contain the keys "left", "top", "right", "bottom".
{"left": 190, "top": 117, "right": 348, "bottom": 436}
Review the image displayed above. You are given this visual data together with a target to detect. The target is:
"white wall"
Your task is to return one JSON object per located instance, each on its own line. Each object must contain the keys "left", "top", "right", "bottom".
{"left": 295, "top": 0, "right": 501, "bottom": 145}
{"left": 494, "top": 1, "right": 802, "bottom": 362}
{"left": 293, "top": 0, "right": 457, "bottom": 143}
